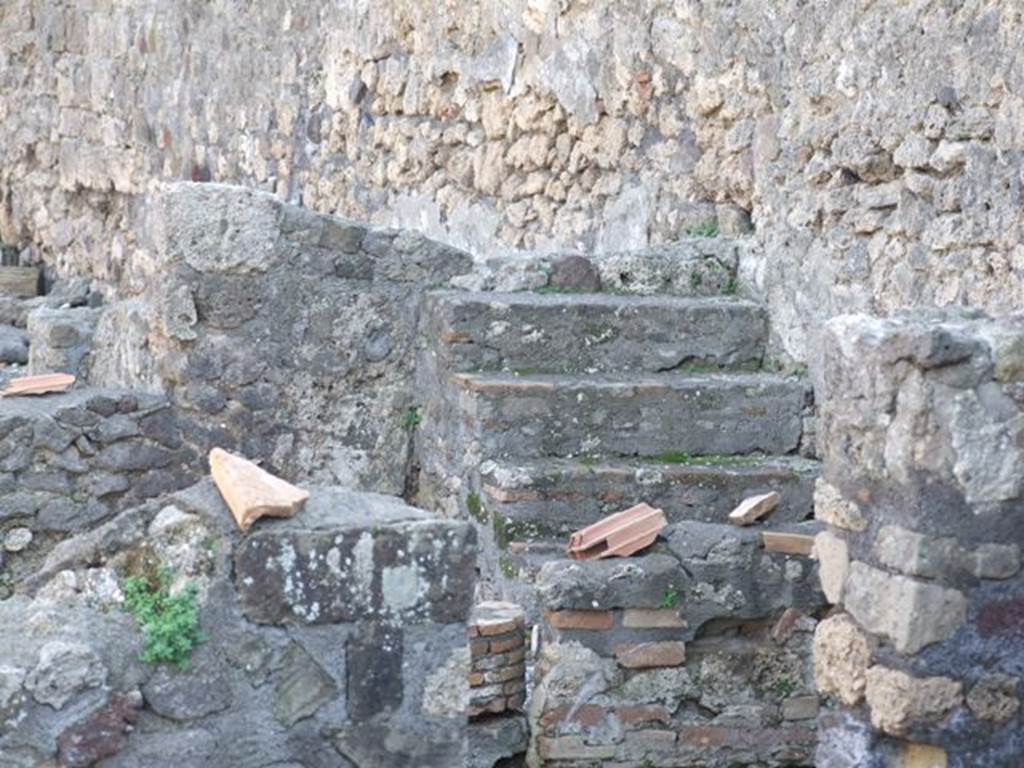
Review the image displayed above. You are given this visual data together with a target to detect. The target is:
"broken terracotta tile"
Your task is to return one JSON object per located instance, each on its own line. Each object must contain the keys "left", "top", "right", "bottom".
{"left": 567, "top": 502, "right": 667, "bottom": 560}
{"left": 209, "top": 447, "right": 309, "bottom": 532}
{"left": 729, "top": 491, "right": 781, "bottom": 526}
{"left": 762, "top": 531, "right": 816, "bottom": 556}
{"left": 1, "top": 372, "right": 76, "bottom": 397}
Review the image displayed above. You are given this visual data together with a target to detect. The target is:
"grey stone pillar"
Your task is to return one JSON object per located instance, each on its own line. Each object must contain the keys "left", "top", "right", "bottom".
{"left": 812, "top": 311, "right": 1023, "bottom": 766}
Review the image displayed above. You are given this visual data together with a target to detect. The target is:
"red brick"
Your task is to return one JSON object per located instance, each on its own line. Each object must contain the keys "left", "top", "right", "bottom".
{"left": 506, "top": 647, "right": 527, "bottom": 664}
{"left": 545, "top": 610, "right": 614, "bottom": 630}
{"left": 613, "top": 641, "right": 686, "bottom": 668}
{"left": 541, "top": 704, "right": 671, "bottom": 730}
{"left": 467, "top": 672, "right": 485, "bottom": 687}
{"left": 485, "top": 664, "right": 525, "bottom": 684}
{"left": 506, "top": 692, "right": 526, "bottom": 711}
{"left": 469, "top": 638, "right": 489, "bottom": 658}
{"left": 678, "top": 725, "right": 816, "bottom": 749}
{"left": 489, "top": 634, "right": 524, "bottom": 653}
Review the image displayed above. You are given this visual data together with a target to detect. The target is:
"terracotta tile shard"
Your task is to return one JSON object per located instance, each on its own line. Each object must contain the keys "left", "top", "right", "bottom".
{"left": 567, "top": 502, "right": 667, "bottom": 559}
{"left": 209, "top": 447, "right": 309, "bottom": 532}
{"left": 729, "top": 491, "right": 781, "bottom": 526}
{"left": 762, "top": 531, "right": 816, "bottom": 556}
{"left": 1, "top": 372, "right": 76, "bottom": 397}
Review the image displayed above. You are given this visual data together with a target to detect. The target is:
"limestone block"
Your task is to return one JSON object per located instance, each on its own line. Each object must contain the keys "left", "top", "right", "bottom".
{"left": 874, "top": 525, "right": 961, "bottom": 579}
{"left": 813, "top": 530, "right": 849, "bottom": 604}
{"left": 843, "top": 561, "right": 967, "bottom": 654}
{"left": 864, "top": 666, "right": 962, "bottom": 736}
{"left": 813, "top": 478, "right": 868, "bottom": 532}
{"left": 965, "top": 673, "right": 1020, "bottom": 723}
{"left": 209, "top": 447, "right": 309, "bottom": 532}
{"left": 813, "top": 613, "right": 874, "bottom": 706}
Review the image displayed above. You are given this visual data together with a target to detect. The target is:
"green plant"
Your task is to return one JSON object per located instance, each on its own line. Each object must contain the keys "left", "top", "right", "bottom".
{"left": 776, "top": 677, "right": 796, "bottom": 698}
{"left": 466, "top": 492, "right": 488, "bottom": 523}
{"left": 723, "top": 277, "right": 738, "bottom": 295}
{"left": 661, "top": 584, "right": 681, "bottom": 609}
{"left": 684, "top": 220, "right": 720, "bottom": 238}
{"left": 122, "top": 566, "right": 205, "bottom": 669}
{"left": 400, "top": 406, "right": 422, "bottom": 430}
{"left": 499, "top": 554, "right": 516, "bottom": 578}
{"left": 690, "top": 271, "right": 704, "bottom": 289}
{"left": 648, "top": 451, "right": 693, "bottom": 464}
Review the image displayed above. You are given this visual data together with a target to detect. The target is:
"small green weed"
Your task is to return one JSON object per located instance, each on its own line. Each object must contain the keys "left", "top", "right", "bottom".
{"left": 684, "top": 221, "right": 720, "bottom": 238}
{"left": 723, "top": 277, "right": 738, "bottom": 295}
{"left": 400, "top": 406, "right": 422, "bottom": 430}
{"left": 776, "top": 677, "right": 796, "bottom": 698}
{"left": 661, "top": 584, "right": 681, "bottom": 609}
{"left": 499, "top": 554, "right": 516, "bottom": 578}
{"left": 122, "top": 566, "right": 205, "bottom": 669}
{"left": 466, "top": 492, "right": 488, "bottom": 523}
{"left": 648, "top": 451, "right": 693, "bottom": 464}
{"left": 690, "top": 271, "right": 704, "bottom": 290}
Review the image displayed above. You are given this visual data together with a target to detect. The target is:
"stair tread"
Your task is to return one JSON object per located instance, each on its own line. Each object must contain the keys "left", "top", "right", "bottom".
{"left": 427, "top": 289, "right": 760, "bottom": 310}
{"left": 453, "top": 370, "right": 806, "bottom": 389}
{"left": 476, "top": 455, "right": 818, "bottom": 539}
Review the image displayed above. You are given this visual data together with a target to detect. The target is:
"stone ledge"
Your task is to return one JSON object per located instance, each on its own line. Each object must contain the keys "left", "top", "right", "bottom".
{"left": 235, "top": 488, "right": 476, "bottom": 625}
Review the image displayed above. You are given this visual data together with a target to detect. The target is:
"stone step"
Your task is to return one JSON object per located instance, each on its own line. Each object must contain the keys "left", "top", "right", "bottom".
{"left": 422, "top": 290, "right": 766, "bottom": 374}
{"left": 477, "top": 455, "right": 819, "bottom": 546}
{"left": 451, "top": 371, "right": 809, "bottom": 459}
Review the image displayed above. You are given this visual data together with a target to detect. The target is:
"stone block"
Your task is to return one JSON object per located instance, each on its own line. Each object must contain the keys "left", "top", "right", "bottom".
{"left": 613, "top": 641, "right": 686, "bottom": 669}
{"left": 813, "top": 478, "right": 868, "bottom": 532}
{"left": 234, "top": 489, "right": 476, "bottom": 625}
{"left": 814, "top": 529, "right": 849, "bottom": 604}
{"left": 844, "top": 561, "right": 967, "bottom": 654}
{"left": 537, "top": 554, "right": 682, "bottom": 611}
{"left": 544, "top": 610, "right": 614, "bottom": 630}
{"left": 814, "top": 613, "right": 875, "bottom": 706}
{"left": 864, "top": 666, "right": 962, "bottom": 736}
{"left": 965, "top": 673, "right": 1020, "bottom": 723}
{"left": 622, "top": 608, "right": 685, "bottom": 628}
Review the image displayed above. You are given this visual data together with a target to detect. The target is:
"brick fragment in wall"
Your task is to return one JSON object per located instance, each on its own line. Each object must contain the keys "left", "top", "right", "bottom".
{"left": 612, "top": 641, "right": 686, "bottom": 669}
{"left": 545, "top": 609, "right": 615, "bottom": 630}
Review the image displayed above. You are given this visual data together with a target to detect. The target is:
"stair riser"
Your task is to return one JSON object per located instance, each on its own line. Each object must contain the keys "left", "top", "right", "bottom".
{"left": 481, "top": 464, "right": 816, "bottom": 543}
{"left": 422, "top": 293, "right": 767, "bottom": 374}
{"left": 456, "top": 379, "right": 806, "bottom": 459}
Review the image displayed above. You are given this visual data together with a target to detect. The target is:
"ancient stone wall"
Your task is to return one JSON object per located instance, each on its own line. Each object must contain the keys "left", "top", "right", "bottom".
{"left": 812, "top": 312, "right": 1023, "bottom": 765}
{"left": 91, "top": 182, "right": 474, "bottom": 493}
{"left": 528, "top": 520, "right": 825, "bottom": 767}
{"left": 4, "top": 2, "right": 1024, "bottom": 363}
{"left": 0, "top": 479, "right": 477, "bottom": 767}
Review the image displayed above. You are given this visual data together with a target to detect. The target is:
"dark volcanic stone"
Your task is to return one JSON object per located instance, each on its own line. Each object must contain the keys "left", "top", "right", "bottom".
{"left": 57, "top": 690, "right": 142, "bottom": 768}
{"left": 548, "top": 255, "right": 601, "bottom": 293}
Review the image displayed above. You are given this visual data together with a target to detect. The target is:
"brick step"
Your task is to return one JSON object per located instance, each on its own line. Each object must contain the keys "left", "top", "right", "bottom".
{"left": 422, "top": 290, "right": 766, "bottom": 374}
{"left": 477, "top": 455, "right": 818, "bottom": 546}
{"left": 451, "top": 371, "right": 809, "bottom": 459}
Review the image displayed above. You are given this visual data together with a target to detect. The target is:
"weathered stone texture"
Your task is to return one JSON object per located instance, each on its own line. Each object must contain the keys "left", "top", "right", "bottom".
{"left": 529, "top": 522, "right": 826, "bottom": 767}
{"left": 814, "top": 312, "right": 1024, "bottom": 765}
{"left": 85, "top": 183, "right": 473, "bottom": 494}
{"left": 5, "top": 2, "right": 1024, "bottom": 365}
{"left": 0, "top": 479, "right": 476, "bottom": 767}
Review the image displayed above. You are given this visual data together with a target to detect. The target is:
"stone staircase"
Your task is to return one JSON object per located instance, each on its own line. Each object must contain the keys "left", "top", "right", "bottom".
{"left": 415, "top": 264, "right": 819, "bottom": 610}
